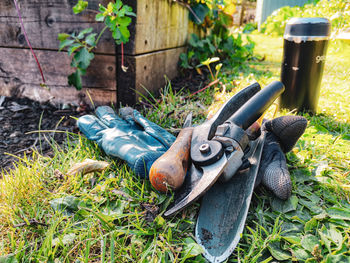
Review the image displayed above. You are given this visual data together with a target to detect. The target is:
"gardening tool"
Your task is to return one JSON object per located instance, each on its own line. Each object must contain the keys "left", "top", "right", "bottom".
{"left": 77, "top": 106, "right": 176, "bottom": 178}
{"left": 149, "top": 113, "right": 193, "bottom": 192}
{"left": 195, "top": 115, "right": 307, "bottom": 263}
{"left": 164, "top": 81, "right": 285, "bottom": 217}
{"left": 195, "top": 132, "right": 266, "bottom": 263}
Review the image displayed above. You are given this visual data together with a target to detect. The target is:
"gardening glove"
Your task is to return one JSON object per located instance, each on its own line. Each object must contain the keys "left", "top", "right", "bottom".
{"left": 77, "top": 106, "right": 176, "bottom": 178}
{"left": 255, "top": 115, "right": 307, "bottom": 200}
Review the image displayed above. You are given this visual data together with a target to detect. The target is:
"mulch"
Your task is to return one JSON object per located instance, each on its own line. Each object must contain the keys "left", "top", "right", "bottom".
{"left": 0, "top": 71, "right": 207, "bottom": 172}
{"left": 0, "top": 96, "right": 87, "bottom": 171}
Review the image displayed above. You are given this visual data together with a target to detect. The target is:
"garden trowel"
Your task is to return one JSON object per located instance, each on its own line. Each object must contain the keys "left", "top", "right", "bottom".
{"left": 195, "top": 132, "right": 266, "bottom": 263}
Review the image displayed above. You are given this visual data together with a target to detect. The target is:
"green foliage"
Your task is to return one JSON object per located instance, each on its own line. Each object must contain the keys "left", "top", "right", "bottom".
{"left": 180, "top": 33, "right": 255, "bottom": 71}
{"left": 58, "top": 1, "right": 135, "bottom": 90}
{"left": 261, "top": 0, "right": 350, "bottom": 36}
{"left": 180, "top": 1, "right": 255, "bottom": 72}
{"left": 72, "top": 0, "right": 88, "bottom": 14}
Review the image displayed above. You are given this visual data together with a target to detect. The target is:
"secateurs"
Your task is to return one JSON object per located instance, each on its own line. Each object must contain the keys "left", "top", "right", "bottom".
{"left": 164, "top": 80, "right": 285, "bottom": 217}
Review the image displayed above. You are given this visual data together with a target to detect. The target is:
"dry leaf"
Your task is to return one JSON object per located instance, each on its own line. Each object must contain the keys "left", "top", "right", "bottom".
{"left": 68, "top": 159, "right": 109, "bottom": 176}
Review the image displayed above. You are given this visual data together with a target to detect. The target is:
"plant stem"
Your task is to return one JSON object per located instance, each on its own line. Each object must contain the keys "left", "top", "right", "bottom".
{"left": 13, "top": 0, "right": 46, "bottom": 85}
{"left": 121, "top": 42, "right": 124, "bottom": 69}
{"left": 95, "top": 26, "right": 108, "bottom": 47}
{"left": 207, "top": 65, "right": 215, "bottom": 81}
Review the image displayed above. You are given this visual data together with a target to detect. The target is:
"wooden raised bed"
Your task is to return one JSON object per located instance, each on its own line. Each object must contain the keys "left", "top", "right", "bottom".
{"left": 0, "top": 0, "right": 190, "bottom": 106}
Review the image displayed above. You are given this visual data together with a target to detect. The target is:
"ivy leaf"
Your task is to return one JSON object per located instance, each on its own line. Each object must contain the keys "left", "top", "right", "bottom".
{"left": 188, "top": 34, "right": 201, "bottom": 48}
{"left": 95, "top": 13, "right": 105, "bottom": 22}
{"left": 68, "top": 69, "right": 84, "bottom": 90}
{"left": 68, "top": 43, "right": 82, "bottom": 56}
{"left": 123, "top": 6, "right": 136, "bottom": 17}
{"left": 189, "top": 3, "right": 210, "bottom": 24}
{"left": 59, "top": 39, "right": 74, "bottom": 51}
{"left": 99, "top": 4, "right": 107, "bottom": 13}
{"left": 119, "top": 25, "right": 130, "bottom": 43}
{"left": 74, "top": 47, "right": 94, "bottom": 69}
{"left": 117, "top": 16, "right": 132, "bottom": 27}
{"left": 77, "top": 27, "right": 93, "bottom": 40}
{"left": 112, "top": 28, "right": 122, "bottom": 44}
{"left": 113, "top": 0, "right": 123, "bottom": 12}
{"left": 73, "top": 0, "right": 88, "bottom": 14}
{"left": 85, "top": 33, "right": 97, "bottom": 46}
{"left": 105, "top": 16, "right": 117, "bottom": 32}
{"left": 58, "top": 33, "right": 70, "bottom": 42}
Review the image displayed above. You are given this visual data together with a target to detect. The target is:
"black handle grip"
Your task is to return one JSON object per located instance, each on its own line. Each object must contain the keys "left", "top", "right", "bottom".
{"left": 197, "top": 82, "right": 261, "bottom": 141}
{"left": 228, "top": 81, "right": 285, "bottom": 130}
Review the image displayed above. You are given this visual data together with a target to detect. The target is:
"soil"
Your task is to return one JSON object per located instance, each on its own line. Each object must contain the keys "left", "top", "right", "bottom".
{"left": 0, "top": 71, "right": 207, "bottom": 172}
{"left": 0, "top": 96, "right": 88, "bottom": 171}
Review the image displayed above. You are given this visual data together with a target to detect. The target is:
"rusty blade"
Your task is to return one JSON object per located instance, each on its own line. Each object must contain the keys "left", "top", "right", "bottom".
{"left": 164, "top": 153, "right": 229, "bottom": 217}
{"left": 183, "top": 112, "right": 193, "bottom": 128}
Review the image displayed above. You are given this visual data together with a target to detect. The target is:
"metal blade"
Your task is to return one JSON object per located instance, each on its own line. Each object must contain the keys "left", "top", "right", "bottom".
{"left": 182, "top": 112, "right": 193, "bottom": 128}
{"left": 195, "top": 134, "right": 265, "bottom": 263}
{"left": 164, "top": 154, "right": 229, "bottom": 217}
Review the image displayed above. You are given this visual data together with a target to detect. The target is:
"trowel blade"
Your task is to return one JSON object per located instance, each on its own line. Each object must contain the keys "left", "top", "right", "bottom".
{"left": 195, "top": 134, "right": 265, "bottom": 263}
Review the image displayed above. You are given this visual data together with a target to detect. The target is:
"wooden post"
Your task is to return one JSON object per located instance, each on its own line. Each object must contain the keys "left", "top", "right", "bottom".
{"left": 0, "top": 0, "right": 190, "bottom": 106}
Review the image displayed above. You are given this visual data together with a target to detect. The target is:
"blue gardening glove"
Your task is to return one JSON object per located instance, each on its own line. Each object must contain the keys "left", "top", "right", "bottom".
{"left": 77, "top": 106, "right": 176, "bottom": 178}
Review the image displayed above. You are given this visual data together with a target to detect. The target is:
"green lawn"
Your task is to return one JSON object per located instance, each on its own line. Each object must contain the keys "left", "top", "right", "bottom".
{"left": 0, "top": 34, "right": 349, "bottom": 262}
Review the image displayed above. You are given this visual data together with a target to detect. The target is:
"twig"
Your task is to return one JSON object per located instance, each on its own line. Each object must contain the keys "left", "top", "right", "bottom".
{"left": 13, "top": 219, "right": 48, "bottom": 228}
{"left": 13, "top": 138, "right": 38, "bottom": 155}
{"left": 13, "top": 0, "right": 46, "bottom": 85}
{"left": 186, "top": 79, "right": 220, "bottom": 98}
{"left": 174, "top": 0, "right": 202, "bottom": 24}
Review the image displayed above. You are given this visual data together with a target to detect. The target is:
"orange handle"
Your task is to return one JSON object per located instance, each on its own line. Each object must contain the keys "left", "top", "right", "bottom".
{"left": 149, "top": 127, "right": 194, "bottom": 193}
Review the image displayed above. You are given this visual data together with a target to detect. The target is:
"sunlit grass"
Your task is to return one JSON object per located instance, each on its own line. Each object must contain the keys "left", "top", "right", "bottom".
{"left": 0, "top": 34, "right": 349, "bottom": 262}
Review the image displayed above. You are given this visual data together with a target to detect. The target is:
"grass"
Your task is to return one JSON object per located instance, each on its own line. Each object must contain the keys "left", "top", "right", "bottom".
{"left": 1, "top": 34, "right": 349, "bottom": 262}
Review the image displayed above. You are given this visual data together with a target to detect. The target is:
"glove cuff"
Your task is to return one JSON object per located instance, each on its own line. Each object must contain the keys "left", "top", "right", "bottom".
{"left": 263, "top": 115, "right": 307, "bottom": 153}
{"left": 133, "top": 152, "right": 164, "bottom": 179}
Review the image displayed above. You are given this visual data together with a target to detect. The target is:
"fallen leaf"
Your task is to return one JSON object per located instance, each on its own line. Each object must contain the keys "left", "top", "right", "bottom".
{"left": 49, "top": 196, "right": 80, "bottom": 216}
{"left": 68, "top": 159, "right": 109, "bottom": 176}
{"left": 52, "top": 233, "right": 76, "bottom": 247}
{"left": 182, "top": 237, "right": 204, "bottom": 258}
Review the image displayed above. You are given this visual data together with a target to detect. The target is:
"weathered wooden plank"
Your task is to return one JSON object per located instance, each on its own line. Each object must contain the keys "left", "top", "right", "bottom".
{"left": 0, "top": 0, "right": 115, "bottom": 54}
{"left": 1, "top": 0, "right": 189, "bottom": 56}
{"left": 0, "top": 47, "right": 116, "bottom": 105}
{"left": 121, "top": 0, "right": 189, "bottom": 55}
{"left": 117, "top": 47, "right": 186, "bottom": 105}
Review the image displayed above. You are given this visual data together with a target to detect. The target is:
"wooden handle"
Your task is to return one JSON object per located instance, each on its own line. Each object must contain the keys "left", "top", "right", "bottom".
{"left": 149, "top": 127, "right": 194, "bottom": 193}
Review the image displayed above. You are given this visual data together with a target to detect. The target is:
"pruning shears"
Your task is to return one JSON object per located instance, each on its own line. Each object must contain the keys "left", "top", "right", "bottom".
{"left": 164, "top": 81, "right": 285, "bottom": 217}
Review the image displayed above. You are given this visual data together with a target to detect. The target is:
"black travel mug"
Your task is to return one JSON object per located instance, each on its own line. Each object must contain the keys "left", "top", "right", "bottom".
{"left": 280, "top": 17, "right": 331, "bottom": 113}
